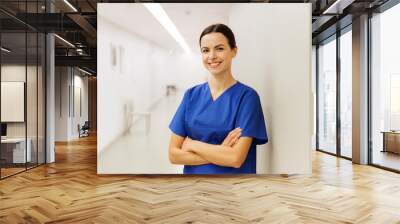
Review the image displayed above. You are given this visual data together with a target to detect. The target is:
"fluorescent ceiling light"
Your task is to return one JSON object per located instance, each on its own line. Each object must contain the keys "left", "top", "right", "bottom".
{"left": 1, "top": 47, "right": 11, "bottom": 53}
{"left": 63, "top": 0, "right": 78, "bottom": 12}
{"left": 54, "top": 34, "right": 75, "bottom": 48}
{"left": 78, "top": 67, "right": 93, "bottom": 76}
{"left": 143, "top": 3, "right": 191, "bottom": 54}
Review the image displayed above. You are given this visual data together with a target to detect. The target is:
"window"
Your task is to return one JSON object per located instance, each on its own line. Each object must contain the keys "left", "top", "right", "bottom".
{"left": 317, "top": 36, "right": 337, "bottom": 154}
{"left": 371, "top": 3, "right": 400, "bottom": 171}
{"left": 340, "top": 28, "right": 352, "bottom": 158}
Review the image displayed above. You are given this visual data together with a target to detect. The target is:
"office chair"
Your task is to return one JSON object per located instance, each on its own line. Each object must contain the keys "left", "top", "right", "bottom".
{"left": 79, "top": 121, "right": 90, "bottom": 138}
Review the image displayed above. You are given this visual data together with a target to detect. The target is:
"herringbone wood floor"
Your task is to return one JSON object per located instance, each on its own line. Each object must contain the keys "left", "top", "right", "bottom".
{"left": 1, "top": 134, "right": 400, "bottom": 223}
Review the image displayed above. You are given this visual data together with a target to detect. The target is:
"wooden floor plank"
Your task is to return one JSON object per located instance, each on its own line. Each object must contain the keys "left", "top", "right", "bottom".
{"left": 1, "top": 134, "right": 400, "bottom": 223}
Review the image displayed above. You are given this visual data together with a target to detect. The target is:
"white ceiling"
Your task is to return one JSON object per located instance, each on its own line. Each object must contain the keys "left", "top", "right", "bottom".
{"left": 98, "top": 3, "right": 233, "bottom": 54}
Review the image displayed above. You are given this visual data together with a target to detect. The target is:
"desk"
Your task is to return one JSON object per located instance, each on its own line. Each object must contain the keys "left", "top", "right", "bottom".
{"left": 382, "top": 131, "right": 400, "bottom": 154}
{"left": 1, "top": 138, "right": 31, "bottom": 163}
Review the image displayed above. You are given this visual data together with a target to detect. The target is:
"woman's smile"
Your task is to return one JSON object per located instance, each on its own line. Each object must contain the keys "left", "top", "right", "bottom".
{"left": 208, "top": 61, "right": 222, "bottom": 69}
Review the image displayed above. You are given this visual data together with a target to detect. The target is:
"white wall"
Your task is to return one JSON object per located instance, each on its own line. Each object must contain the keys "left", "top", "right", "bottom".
{"left": 55, "top": 67, "right": 89, "bottom": 141}
{"left": 55, "top": 67, "right": 68, "bottom": 141}
{"left": 174, "top": 53, "right": 207, "bottom": 91}
{"left": 228, "top": 4, "right": 312, "bottom": 174}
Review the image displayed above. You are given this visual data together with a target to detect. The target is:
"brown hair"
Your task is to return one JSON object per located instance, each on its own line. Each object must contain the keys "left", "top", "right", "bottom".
{"left": 199, "top": 23, "right": 237, "bottom": 49}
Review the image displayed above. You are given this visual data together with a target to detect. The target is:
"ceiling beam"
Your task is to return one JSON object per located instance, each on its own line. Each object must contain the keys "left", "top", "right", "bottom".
{"left": 55, "top": 55, "right": 96, "bottom": 70}
{"left": 322, "top": 0, "right": 356, "bottom": 14}
{"left": 67, "top": 13, "right": 97, "bottom": 39}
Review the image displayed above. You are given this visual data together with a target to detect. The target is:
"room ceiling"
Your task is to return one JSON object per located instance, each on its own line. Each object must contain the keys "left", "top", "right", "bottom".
{"left": 0, "top": 0, "right": 393, "bottom": 75}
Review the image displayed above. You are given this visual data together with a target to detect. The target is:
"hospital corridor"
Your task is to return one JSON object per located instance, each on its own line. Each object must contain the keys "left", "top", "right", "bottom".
{"left": 99, "top": 93, "right": 184, "bottom": 174}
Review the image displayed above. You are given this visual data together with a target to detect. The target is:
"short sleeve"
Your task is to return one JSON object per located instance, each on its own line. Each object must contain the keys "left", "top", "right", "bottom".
{"left": 236, "top": 91, "right": 268, "bottom": 145}
{"left": 169, "top": 91, "right": 189, "bottom": 137}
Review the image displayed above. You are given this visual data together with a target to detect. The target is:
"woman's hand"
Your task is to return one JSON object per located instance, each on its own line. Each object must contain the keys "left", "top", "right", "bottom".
{"left": 182, "top": 137, "right": 196, "bottom": 152}
{"left": 222, "top": 127, "right": 241, "bottom": 147}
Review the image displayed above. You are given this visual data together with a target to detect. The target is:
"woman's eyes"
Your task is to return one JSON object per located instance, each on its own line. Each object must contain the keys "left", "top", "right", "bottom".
{"left": 201, "top": 48, "right": 224, "bottom": 53}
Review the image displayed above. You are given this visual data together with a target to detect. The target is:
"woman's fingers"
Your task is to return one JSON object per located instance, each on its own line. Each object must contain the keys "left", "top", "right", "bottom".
{"left": 226, "top": 128, "right": 241, "bottom": 146}
{"left": 228, "top": 130, "right": 241, "bottom": 146}
{"left": 222, "top": 128, "right": 242, "bottom": 146}
{"left": 230, "top": 128, "right": 241, "bottom": 137}
{"left": 222, "top": 128, "right": 238, "bottom": 145}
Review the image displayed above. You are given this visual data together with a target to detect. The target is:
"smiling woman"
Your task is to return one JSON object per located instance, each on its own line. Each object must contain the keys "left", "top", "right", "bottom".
{"left": 168, "top": 24, "right": 268, "bottom": 174}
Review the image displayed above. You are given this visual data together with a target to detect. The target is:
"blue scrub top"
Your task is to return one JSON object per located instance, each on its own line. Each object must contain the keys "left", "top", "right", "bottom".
{"left": 169, "top": 81, "right": 268, "bottom": 174}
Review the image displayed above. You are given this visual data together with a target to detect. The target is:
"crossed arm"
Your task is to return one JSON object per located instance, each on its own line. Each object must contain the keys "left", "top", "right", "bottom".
{"left": 168, "top": 128, "right": 253, "bottom": 168}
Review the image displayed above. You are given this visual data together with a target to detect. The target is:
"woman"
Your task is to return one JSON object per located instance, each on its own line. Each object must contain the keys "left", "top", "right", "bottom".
{"left": 168, "top": 23, "right": 268, "bottom": 174}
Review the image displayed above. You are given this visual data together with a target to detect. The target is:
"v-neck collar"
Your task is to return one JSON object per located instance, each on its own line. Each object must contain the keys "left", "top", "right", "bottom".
{"left": 206, "top": 81, "right": 239, "bottom": 103}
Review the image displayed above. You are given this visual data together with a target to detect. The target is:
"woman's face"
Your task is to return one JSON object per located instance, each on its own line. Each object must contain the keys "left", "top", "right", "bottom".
{"left": 200, "top": 32, "right": 237, "bottom": 76}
